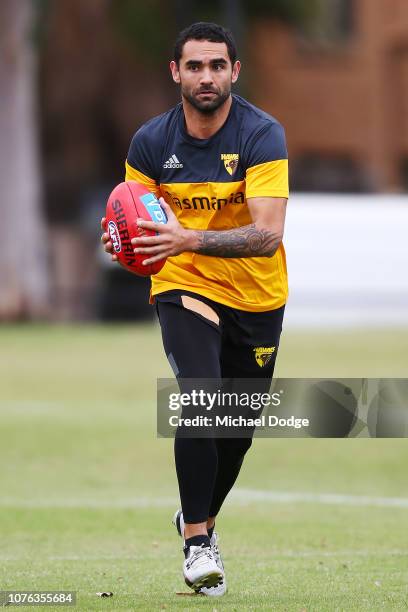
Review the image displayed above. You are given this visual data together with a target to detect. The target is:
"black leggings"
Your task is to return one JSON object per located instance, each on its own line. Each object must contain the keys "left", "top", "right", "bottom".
{"left": 157, "top": 294, "right": 284, "bottom": 523}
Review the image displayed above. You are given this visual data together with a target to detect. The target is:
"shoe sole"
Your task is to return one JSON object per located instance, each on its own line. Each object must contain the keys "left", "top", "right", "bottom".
{"left": 184, "top": 570, "right": 224, "bottom": 592}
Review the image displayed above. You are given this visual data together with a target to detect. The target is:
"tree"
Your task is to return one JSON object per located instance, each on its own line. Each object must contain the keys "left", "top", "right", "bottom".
{"left": 0, "top": 0, "right": 49, "bottom": 319}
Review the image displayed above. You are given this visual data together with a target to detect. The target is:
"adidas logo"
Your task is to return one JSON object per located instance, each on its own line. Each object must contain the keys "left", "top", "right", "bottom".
{"left": 163, "top": 154, "right": 183, "bottom": 169}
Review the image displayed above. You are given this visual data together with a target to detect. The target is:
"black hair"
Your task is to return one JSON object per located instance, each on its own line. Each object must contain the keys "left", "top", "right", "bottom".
{"left": 174, "top": 22, "right": 237, "bottom": 66}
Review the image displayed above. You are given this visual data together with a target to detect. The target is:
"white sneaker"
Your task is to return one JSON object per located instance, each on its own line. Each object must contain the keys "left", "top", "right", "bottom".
{"left": 172, "top": 509, "right": 227, "bottom": 596}
{"left": 172, "top": 508, "right": 185, "bottom": 539}
{"left": 183, "top": 544, "right": 223, "bottom": 592}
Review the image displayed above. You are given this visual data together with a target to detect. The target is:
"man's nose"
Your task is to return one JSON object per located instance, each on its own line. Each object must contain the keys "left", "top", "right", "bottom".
{"left": 199, "top": 67, "right": 214, "bottom": 85}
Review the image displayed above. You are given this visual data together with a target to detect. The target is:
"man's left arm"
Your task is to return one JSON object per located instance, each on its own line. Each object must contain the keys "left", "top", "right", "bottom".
{"left": 132, "top": 196, "right": 286, "bottom": 264}
{"left": 193, "top": 197, "right": 286, "bottom": 258}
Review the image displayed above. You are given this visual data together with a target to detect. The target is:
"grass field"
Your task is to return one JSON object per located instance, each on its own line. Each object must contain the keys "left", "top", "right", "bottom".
{"left": 1, "top": 324, "right": 408, "bottom": 611}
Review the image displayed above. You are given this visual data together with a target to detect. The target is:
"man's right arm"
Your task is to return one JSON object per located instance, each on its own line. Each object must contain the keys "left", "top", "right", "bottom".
{"left": 125, "top": 160, "right": 161, "bottom": 197}
{"left": 101, "top": 129, "right": 159, "bottom": 259}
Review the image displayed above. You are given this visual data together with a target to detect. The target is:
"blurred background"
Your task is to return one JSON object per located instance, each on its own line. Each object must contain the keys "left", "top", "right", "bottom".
{"left": 1, "top": 3, "right": 408, "bottom": 606}
{"left": 1, "top": 0, "right": 407, "bottom": 325}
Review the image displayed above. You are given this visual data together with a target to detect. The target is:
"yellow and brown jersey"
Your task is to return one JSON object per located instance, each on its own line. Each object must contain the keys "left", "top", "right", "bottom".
{"left": 125, "top": 95, "right": 289, "bottom": 312}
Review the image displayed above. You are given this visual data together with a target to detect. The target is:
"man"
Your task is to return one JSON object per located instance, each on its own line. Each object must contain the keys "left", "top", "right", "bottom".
{"left": 101, "top": 22, "right": 288, "bottom": 596}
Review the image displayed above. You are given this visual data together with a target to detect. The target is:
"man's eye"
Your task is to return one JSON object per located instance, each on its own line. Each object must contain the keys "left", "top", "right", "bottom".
{"left": 189, "top": 65, "right": 199, "bottom": 71}
{"left": 214, "top": 64, "right": 224, "bottom": 70}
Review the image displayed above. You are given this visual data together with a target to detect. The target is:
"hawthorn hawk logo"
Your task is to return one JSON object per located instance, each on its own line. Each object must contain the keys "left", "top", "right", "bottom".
{"left": 221, "top": 153, "right": 239, "bottom": 176}
{"left": 254, "top": 346, "right": 276, "bottom": 367}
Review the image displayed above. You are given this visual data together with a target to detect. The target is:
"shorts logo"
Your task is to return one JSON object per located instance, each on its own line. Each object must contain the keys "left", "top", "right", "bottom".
{"left": 221, "top": 153, "right": 239, "bottom": 176}
{"left": 254, "top": 346, "right": 275, "bottom": 367}
{"left": 108, "top": 220, "right": 121, "bottom": 253}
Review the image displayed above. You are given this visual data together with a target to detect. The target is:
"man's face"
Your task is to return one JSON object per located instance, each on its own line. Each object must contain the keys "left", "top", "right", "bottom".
{"left": 170, "top": 40, "right": 240, "bottom": 114}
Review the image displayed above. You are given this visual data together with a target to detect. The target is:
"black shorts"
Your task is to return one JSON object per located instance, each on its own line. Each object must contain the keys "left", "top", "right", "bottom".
{"left": 155, "top": 290, "right": 285, "bottom": 382}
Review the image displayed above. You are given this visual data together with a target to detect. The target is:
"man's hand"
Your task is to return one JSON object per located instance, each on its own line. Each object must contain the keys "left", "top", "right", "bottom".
{"left": 132, "top": 198, "right": 193, "bottom": 266}
{"left": 100, "top": 217, "right": 119, "bottom": 262}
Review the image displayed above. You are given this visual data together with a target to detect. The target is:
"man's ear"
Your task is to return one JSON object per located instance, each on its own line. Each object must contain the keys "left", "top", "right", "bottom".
{"left": 231, "top": 60, "right": 241, "bottom": 84}
{"left": 170, "top": 60, "right": 181, "bottom": 84}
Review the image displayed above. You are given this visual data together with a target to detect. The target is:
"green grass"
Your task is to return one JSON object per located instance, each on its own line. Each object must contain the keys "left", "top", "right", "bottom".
{"left": 0, "top": 324, "right": 408, "bottom": 610}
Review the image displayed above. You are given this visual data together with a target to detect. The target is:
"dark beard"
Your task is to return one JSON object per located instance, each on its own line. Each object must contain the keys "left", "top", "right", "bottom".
{"left": 182, "top": 87, "right": 231, "bottom": 114}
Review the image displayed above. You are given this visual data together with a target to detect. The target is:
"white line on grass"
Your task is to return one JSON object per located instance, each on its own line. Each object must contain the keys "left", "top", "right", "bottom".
{"left": 0, "top": 550, "right": 407, "bottom": 562}
{"left": 0, "top": 497, "right": 178, "bottom": 508}
{"left": 1, "top": 489, "right": 408, "bottom": 509}
{"left": 229, "top": 489, "right": 408, "bottom": 508}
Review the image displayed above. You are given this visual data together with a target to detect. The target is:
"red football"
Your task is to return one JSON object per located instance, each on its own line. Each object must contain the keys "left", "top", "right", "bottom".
{"left": 105, "top": 181, "right": 167, "bottom": 276}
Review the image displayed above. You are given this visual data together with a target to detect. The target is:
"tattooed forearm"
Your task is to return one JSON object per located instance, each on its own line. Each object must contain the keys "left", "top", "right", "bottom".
{"left": 194, "top": 224, "right": 282, "bottom": 258}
